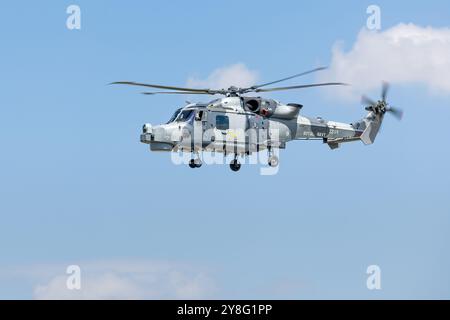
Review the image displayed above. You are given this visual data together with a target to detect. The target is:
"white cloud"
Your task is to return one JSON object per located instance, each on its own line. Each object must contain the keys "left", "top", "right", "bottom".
{"left": 1, "top": 260, "right": 216, "bottom": 300}
{"left": 187, "top": 63, "right": 259, "bottom": 90}
{"left": 34, "top": 272, "right": 142, "bottom": 300}
{"left": 320, "top": 23, "right": 450, "bottom": 101}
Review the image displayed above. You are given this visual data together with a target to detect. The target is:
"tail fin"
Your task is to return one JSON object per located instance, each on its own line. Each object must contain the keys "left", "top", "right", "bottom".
{"left": 359, "top": 113, "right": 384, "bottom": 145}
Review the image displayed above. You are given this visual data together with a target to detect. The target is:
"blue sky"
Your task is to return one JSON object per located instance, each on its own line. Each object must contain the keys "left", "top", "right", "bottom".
{"left": 0, "top": 0, "right": 449, "bottom": 299}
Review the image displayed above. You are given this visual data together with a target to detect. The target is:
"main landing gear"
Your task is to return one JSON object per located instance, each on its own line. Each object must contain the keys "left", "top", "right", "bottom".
{"left": 188, "top": 150, "right": 278, "bottom": 171}
{"left": 229, "top": 157, "right": 241, "bottom": 172}
{"left": 188, "top": 153, "right": 202, "bottom": 168}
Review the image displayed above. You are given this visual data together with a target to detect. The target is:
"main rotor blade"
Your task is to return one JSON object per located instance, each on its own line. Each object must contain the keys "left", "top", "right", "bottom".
{"left": 254, "top": 82, "right": 347, "bottom": 92}
{"left": 249, "top": 67, "right": 328, "bottom": 90}
{"left": 141, "top": 91, "right": 212, "bottom": 95}
{"left": 361, "top": 95, "right": 376, "bottom": 106}
{"left": 111, "top": 81, "right": 212, "bottom": 93}
{"left": 381, "top": 82, "right": 389, "bottom": 102}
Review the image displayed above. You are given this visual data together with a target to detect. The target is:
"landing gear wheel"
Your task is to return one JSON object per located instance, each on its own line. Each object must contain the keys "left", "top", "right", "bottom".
{"left": 268, "top": 155, "right": 279, "bottom": 167}
{"left": 229, "top": 159, "right": 241, "bottom": 172}
{"left": 194, "top": 159, "right": 202, "bottom": 168}
{"left": 189, "top": 159, "right": 196, "bottom": 168}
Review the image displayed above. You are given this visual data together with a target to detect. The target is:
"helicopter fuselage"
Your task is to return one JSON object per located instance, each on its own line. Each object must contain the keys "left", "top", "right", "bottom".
{"left": 140, "top": 96, "right": 367, "bottom": 154}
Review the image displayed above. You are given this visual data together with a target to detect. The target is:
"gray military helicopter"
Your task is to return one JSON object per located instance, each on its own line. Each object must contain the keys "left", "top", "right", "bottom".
{"left": 112, "top": 67, "right": 402, "bottom": 172}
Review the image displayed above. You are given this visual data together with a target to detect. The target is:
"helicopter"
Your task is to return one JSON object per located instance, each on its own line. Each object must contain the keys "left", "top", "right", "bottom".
{"left": 111, "top": 67, "right": 402, "bottom": 172}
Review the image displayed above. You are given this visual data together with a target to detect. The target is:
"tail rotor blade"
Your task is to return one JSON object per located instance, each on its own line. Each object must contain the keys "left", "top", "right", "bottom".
{"left": 387, "top": 107, "right": 403, "bottom": 120}
{"left": 381, "top": 82, "right": 389, "bottom": 102}
{"left": 361, "top": 95, "right": 376, "bottom": 106}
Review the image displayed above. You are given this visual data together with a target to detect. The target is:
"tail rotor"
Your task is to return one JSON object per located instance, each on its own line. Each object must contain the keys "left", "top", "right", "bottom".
{"left": 362, "top": 82, "right": 403, "bottom": 120}
{"left": 359, "top": 83, "right": 403, "bottom": 145}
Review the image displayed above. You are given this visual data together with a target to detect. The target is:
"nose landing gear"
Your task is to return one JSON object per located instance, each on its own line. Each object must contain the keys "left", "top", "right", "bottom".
{"left": 268, "top": 155, "right": 279, "bottom": 167}
{"left": 267, "top": 147, "right": 279, "bottom": 167}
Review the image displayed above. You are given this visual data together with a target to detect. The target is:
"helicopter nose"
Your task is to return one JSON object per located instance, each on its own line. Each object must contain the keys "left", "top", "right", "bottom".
{"left": 140, "top": 123, "right": 153, "bottom": 144}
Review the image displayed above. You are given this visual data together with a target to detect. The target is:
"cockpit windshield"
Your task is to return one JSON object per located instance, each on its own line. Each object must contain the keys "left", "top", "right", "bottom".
{"left": 167, "top": 108, "right": 182, "bottom": 123}
{"left": 167, "top": 108, "right": 194, "bottom": 123}
{"left": 175, "top": 110, "right": 194, "bottom": 122}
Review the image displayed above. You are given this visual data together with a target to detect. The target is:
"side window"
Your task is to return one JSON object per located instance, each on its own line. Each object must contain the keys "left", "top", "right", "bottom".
{"left": 195, "top": 110, "right": 204, "bottom": 121}
{"left": 216, "top": 115, "right": 229, "bottom": 130}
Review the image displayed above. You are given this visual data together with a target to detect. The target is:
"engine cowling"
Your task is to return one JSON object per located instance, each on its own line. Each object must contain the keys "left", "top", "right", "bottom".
{"left": 270, "top": 103, "right": 302, "bottom": 119}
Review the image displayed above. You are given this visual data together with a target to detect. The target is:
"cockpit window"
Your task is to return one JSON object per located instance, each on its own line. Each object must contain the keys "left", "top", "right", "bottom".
{"left": 167, "top": 108, "right": 182, "bottom": 123}
{"left": 175, "top": 110, "right": 194, "bottom": 122}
